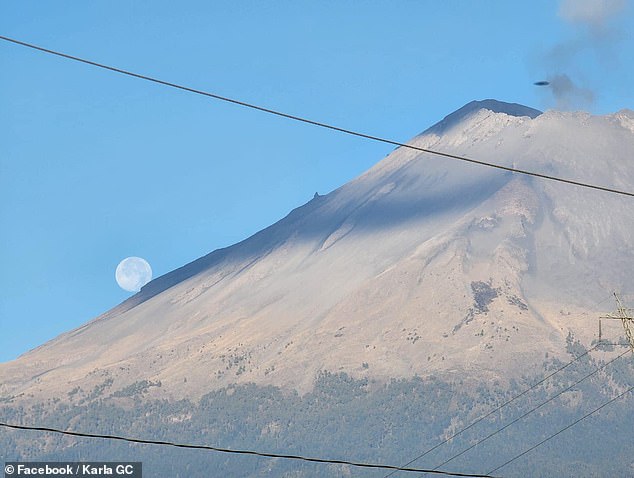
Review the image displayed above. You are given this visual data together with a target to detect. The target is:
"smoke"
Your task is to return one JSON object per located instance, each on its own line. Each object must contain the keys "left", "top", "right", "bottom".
{"left": 559, "top": 0, "right": 626, "bottom": 32}
{"left": 547, "top": 74, "right": 595, "bottom": 110}
{"left": 541, "top": 0, "right": 628, "bottom": 109}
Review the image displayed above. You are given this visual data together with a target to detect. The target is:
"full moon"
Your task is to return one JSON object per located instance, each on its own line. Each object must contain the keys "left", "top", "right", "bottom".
{"left": 115, "top": 257, "right": 152, "bottom": 292}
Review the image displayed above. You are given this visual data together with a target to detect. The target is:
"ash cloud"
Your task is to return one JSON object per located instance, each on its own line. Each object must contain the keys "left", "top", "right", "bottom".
{"left": 547, "top": 74, "right": 595, "bottom": 110}
{"left": 559, "top": 0, "right": 626, "bottom": 32}
{"left": 540, "top": 0, "right": 627, "bottom": 110}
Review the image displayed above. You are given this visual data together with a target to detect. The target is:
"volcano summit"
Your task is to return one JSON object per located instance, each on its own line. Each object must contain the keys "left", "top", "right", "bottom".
{"left": 2, "top": 100, "right": 633, "bottom": 477}
{"left": 2, "top": 100, "right": 633, "bottom": 400}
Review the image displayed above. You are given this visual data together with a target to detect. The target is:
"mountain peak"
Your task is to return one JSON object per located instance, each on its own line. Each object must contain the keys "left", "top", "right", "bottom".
{"left": 424, "top": 99, "right": 542, "bottom": 135}
{"left": 4, "top": 98, "right": 633, "bottom": 403}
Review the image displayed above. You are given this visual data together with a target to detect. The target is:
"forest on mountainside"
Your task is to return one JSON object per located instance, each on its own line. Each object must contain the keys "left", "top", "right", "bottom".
{"left": 2, "top": 339, "right": 632, "bottom": 477}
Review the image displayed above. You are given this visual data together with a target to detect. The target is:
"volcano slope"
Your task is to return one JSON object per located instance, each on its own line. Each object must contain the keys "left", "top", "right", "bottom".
{"left": 2, "top": 100, "right": 633, "bottom": 477}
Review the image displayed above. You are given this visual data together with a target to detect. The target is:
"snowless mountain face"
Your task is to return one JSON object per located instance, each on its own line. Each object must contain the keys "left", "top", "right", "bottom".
{"left": 2, "top": 99, "right": 633, "bottom": 402}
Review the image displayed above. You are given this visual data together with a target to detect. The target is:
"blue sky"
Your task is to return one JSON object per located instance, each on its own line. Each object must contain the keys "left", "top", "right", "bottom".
{"left": 1, "top": 1, "right": 633, "bottom": 362}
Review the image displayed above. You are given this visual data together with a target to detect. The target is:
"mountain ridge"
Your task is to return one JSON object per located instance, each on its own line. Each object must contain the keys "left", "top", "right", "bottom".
{"left": 14, "top": 99, "right": 542, "bottom": 358}
{"left": 2, "top": 99, "right": 633, "bottom": 403}
{"left": 421, "top": 99, "right": 542, "bottom": 136}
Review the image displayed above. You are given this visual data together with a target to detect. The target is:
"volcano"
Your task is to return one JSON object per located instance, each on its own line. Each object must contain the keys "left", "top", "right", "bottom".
{"left": 2, "top": 99, "right": 633, "bottom": 403}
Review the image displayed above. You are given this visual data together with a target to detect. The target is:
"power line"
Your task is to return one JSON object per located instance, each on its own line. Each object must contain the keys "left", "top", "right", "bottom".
{"left": 386, "top": 346, "right": 599, "bottom": 476}
{"left": 1, "top": 34, "right": 633, "bottom": 199}
{"left": 431, "top": 347, "right": 630, "bottom": 471}
{"left": 0, "top": 422, "right": 498, "bottom": 478}
{"left": 384, "top": 341, "right": 616, "bottom": 477}
{"left": 488, "top": 384, "right": 634, "bottom": 474}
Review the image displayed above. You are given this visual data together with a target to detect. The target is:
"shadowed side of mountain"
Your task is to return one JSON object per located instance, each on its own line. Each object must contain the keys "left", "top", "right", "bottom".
{"left": 38, "top": 101, "right": 540, "bottom": 342}
{"left": 25, "top": 195, "right": 330, "bottom": 353}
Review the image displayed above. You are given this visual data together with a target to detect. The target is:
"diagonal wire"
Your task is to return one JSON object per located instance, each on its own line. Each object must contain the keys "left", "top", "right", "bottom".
{"left": 386, "top": 293, "right": 619, "bottom": 477}
{"left": 384, "top": 342, "right": 606, "bottom": 477}
{"left": 0, "top": 422, "right": 498, "bottom": 478}
{"left": 430, "top": 347, "right": 630, "bottom": 471}
{"left": 1, "top": 35, "right": 633, "bottom": 199}
{"left": 488, "top": 384, "right": 634, "bottom": 474}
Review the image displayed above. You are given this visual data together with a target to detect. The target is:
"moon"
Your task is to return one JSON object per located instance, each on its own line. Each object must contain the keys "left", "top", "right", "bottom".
{"left": 115, "top": 257, "right": 152, "bottom": 292}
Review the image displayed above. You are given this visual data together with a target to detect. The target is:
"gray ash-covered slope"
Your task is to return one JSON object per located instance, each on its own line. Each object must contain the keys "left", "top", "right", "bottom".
{"left": 2, "top": 99, "right": 633, "bottom": 403}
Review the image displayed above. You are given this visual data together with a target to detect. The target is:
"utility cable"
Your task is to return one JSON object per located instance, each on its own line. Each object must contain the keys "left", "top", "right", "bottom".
{"left": 431, "top": 347, "right": 630, "bottom": 471}
{"left": 1, "top": 35, "right": 633, "bottom": 199}
{"left": 384, "top": 342, "right": 610, "bottom": 477}
{"left": 488, "top": 384, "right": 634, "bottom": 474}
{"left": 386, "top": 293, "right": 621, "bottom": 476}
{"left": 0, "top": 422, "right": 498, "bottom": 478}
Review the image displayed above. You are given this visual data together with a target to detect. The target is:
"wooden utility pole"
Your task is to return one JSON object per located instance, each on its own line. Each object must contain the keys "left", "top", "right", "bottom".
{"left": 600, "top": 292, "right": 634, "bottom": 352}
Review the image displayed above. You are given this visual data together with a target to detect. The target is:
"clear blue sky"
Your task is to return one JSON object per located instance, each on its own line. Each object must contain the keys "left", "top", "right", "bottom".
{"left": 1, "top": 1, "right": 632, "bottom": 362}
